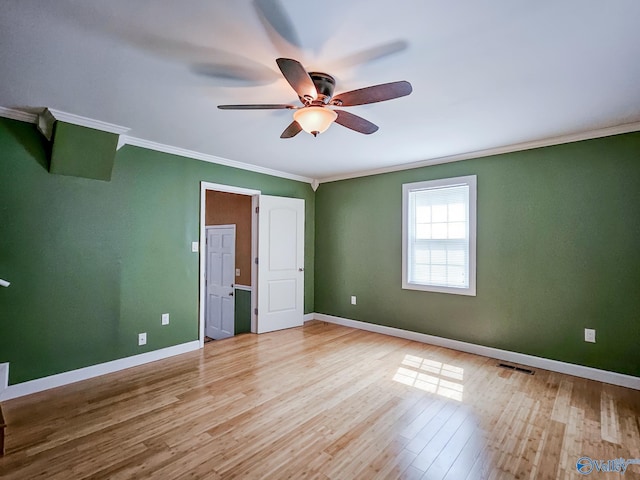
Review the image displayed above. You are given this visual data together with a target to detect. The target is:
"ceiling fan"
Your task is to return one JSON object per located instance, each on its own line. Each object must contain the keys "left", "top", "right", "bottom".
{"left": 218, "top": 58, "right": 412, "bottom": 138}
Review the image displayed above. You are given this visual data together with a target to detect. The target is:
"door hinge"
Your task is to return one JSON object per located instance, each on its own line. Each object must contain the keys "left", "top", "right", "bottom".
{"left": 255, "top": 206, "right": 259, "bottom": 214}
{"left": 254, "top": 308, "right": 258, "bottom": 315}
{"left": 255, "top": 257, "right": 259, "bottom": 265}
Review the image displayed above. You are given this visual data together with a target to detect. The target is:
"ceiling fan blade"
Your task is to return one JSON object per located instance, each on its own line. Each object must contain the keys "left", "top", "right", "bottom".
{"left": 280, "top": 121, "right": 303, "bottom": 138}
{"left": 217, "top": 104, "right": 295, "bottom": 110}
{"left": 276, "top": 58, "right": 318, "bottom": 101}
{"left": 334, "top": 110, "right": 379, "bottom": 135}
{"left": 191, "top": 63, "right": 280, "bottom": 85}
{"left": 332, "top": 81, "right": 412, "bottom": 107}
{"left": 253, "top": 0, "right": 303, "bottom": 50}
{"left": 112, "top": 29, "right": 280, "bottom": 86}
{"left": 329, "top": 40, "right": 409, "bottom": 70}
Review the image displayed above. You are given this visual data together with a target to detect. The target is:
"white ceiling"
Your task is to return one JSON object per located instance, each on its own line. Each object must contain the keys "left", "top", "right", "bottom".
{"left": 2, "top": 0, "right": 639, "bottom": 182}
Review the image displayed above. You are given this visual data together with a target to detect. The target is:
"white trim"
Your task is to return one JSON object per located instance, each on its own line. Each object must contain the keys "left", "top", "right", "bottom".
{"left": 234, "top": 285, "right": 252, "bottom": 292}
{"left": 0, "top": 106, "right": 314, "bottom": 185}
{"left": 199, "top": 182, "right": 261, "bottom": 346}
{"left": 5, "top": 107, "right": 638, "bottom": 187}
{"left": 251, "top": 195, "right": 259, "bottom": 333}
{"left": 303, "top": 313, "right": 315, "bottom": 322}
{"left": 317, "top": 121, "right": 640, "bottom": 184}
{"left": 44, "top": 108, "right": 130, "bottom": 135}
{"left": 402, "top": 175, "right": 477, "bottom": 296}
{"left": 0, "top": 363, "right": 8, "bottom": 395}
{"left": 122, "top": 136, "right": 314, "bottom": 184}
{"left": 0, "top": 341, "right": 200, "bottom": 401}
{"left": 0, "top": 106, "right": 38, "bottom": 124}
{"left": 116, "top": 136, "right": 127, "bottom": 151}
{"left": 310, "top": 313, "right": 640, "bottom": 390}
{"left": 200, "top": 182, "right": 261, "bottom": 197}
{"left": 5, "top": 106, "right": 638, "bottom": 187}
{"left": 37, "top": 108, "right": 56, "bottom": 140}
{"left": 32, "top": 108, "right": 130, "bottom": 142}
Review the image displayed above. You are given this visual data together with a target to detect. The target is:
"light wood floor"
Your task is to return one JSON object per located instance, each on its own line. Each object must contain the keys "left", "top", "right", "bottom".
{"left": 1, "top": 321, "right": 639, "bottom": 479}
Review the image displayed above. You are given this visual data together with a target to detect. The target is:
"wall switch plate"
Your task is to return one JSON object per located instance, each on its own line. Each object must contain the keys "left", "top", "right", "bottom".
{"left": 351, "top": 295, "right": 357, "bottom": 305}
{"left": 138, "top": 332, "right": 147, "bottom": 346}
{"left": 191, "top": 242, "right": 199, "bottom": 253}
{"left": 584, "top": 328, "right": 596, "bottom": 343}
{"left": 161, "top": 313, "right": 169, "bottom": 326}
{"left": 235, "top": 268, "right": 240, "bottom": 277}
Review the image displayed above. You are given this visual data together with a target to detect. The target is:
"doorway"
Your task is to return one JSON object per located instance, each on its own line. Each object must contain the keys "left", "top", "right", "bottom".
{"left": 198, "top": 181, "right": 306, "bottom": 347}
{"left": 199, "top": 182, "right": 259, "bottom": 346}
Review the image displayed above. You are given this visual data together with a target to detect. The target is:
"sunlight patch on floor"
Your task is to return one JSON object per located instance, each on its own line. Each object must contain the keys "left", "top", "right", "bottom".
{"left": 393, "top": 354, "right": 464, "bottom": 401}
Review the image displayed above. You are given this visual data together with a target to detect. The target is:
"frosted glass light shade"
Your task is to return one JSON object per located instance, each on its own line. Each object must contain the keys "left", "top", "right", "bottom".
{"left": 293, "top": 107, "right": 337, "bottom": 136}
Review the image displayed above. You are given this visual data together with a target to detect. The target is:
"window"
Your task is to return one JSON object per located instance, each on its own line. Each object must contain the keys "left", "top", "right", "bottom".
{"left": 402, "top": 175, "right": 477, "bottom": 296}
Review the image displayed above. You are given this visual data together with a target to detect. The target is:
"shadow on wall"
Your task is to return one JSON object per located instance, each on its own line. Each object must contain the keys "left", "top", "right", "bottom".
{"left": 2, "top": 117, "right": 50, "bottom": 171}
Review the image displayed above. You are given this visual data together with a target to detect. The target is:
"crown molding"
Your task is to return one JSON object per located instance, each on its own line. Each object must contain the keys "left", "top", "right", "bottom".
{"left": 317, "top": 121, "right": 640, "bottom": 184}
{"left": 0, "top": 106, "right": 315, "bottom": 184}
{"left": 121, "top": 135, "right": 314, "bottom": 184}
{"left": 36, "top": 108, "right": 56, "bottom": 141}
{"left": 36, "top": 108, "right": 131, "bottom": 141}
{"left": 0, "top": 106, "right": 38, "bottom": 124}
{"left": 3, "top": 106, "right": 638, "bottom": 188}
{"left": 46, "top": 108, "right": 131, "bottom": 135}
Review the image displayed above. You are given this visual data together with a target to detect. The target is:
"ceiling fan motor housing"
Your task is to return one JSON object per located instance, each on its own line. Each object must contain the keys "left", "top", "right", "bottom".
{"left": 304, "top": 72, "right": 336, "bottom": 104}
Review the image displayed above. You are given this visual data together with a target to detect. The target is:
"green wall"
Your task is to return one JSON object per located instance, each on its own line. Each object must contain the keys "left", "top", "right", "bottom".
{"left": 1, "top": 115, "right": 639, "bottom": 385}
{"left": 234, "top": 289, "right": 252, "bottom": 335}
{"left": 315, "top": 133, "right": 640, "bottom": 377}
{"left": 0, "top": 118, "right": 314, "bottom": 384}
{"left": 50, "top": 122, "right": 118, "bottom": 181}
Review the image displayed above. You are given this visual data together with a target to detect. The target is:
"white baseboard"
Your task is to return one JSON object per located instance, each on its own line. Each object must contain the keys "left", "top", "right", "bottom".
{"left": 0, "top": 363, "right": 8, "bottom": 396}
{"left": 303, "top": 313, "right": 315, "bottom": 323}
{"left": 311, "top": 313, "right": 640, "bottom": 390}
{"left": 0, "top": 341, "right": 201, "bottom": 401}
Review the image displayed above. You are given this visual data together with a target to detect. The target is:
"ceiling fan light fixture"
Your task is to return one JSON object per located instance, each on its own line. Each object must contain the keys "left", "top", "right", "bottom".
{"left": 293, "top": 106, "right": 337, "bottom": 137}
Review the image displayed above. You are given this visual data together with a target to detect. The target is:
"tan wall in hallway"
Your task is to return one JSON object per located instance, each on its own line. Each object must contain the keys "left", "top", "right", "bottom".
{"left": 205, "top": 191, "right": 252, "bottom": 286}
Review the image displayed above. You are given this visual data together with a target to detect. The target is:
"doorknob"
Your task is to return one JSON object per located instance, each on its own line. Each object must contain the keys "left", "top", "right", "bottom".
{"left": 229, "top": 292, "right": 234, "bottom": 296}
{"left": 298, "top": 268, "right": 304, "bottom": 272}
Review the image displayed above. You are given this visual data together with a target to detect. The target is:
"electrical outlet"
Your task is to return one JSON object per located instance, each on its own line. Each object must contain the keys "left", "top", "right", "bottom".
{"left": 351, "top": 295, "right": 357, "bottom": 305}
{"left": 191, "top": 242, "right": 199, "bottom": 253}
{"left": 584, "top": 328, "right": 596, "bottom": 343}
{"left": 235, "top": 268, "right": 240, "bottom": 277}
{"left": 161, "top": 313, "right": 169, "bottom": 326}
{"left": 138, "top": 332, "right": 147, "bottom": 346}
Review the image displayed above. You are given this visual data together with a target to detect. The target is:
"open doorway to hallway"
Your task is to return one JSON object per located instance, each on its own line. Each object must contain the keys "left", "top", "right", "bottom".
{"left": 199, "top": 182, "right": 260, "bottom": 346}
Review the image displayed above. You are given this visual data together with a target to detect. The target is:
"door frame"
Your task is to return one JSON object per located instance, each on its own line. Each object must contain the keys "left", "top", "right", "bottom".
{"left": 199, "top": 181, "right": 260, "bottom": 348}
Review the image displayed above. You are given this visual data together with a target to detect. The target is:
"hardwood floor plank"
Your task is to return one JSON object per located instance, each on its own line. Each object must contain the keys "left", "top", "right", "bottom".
{"left": 421, "top": 412, "right": 479, "bottom": 479}
{"left": 550, "top": 378, "right": 573, "bottom": 424}
{"left": 601, "top": 387, "right": 622, "bottom": 444}
{"left": 1, "top": 321, "right": 639, "bottom": 479}
{"left": 410, "top": 404, "right": 473, "bottom": 472}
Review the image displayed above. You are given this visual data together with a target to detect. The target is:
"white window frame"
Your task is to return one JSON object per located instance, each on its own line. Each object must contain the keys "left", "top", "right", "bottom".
{"left": 402, "top": 175, "right": 477, "bottom": 296}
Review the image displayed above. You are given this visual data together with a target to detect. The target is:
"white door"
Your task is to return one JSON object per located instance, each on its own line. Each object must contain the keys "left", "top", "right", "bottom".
{"left": 205, "top": 225, "right": 235, "bottom": 340}
{"left": 257, "top": 196, "right": 305, "bottom": 333}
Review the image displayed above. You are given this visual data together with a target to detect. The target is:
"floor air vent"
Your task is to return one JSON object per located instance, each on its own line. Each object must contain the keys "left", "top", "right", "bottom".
{"left": 497, "top": 363, "right": 535, "bottom": 375}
